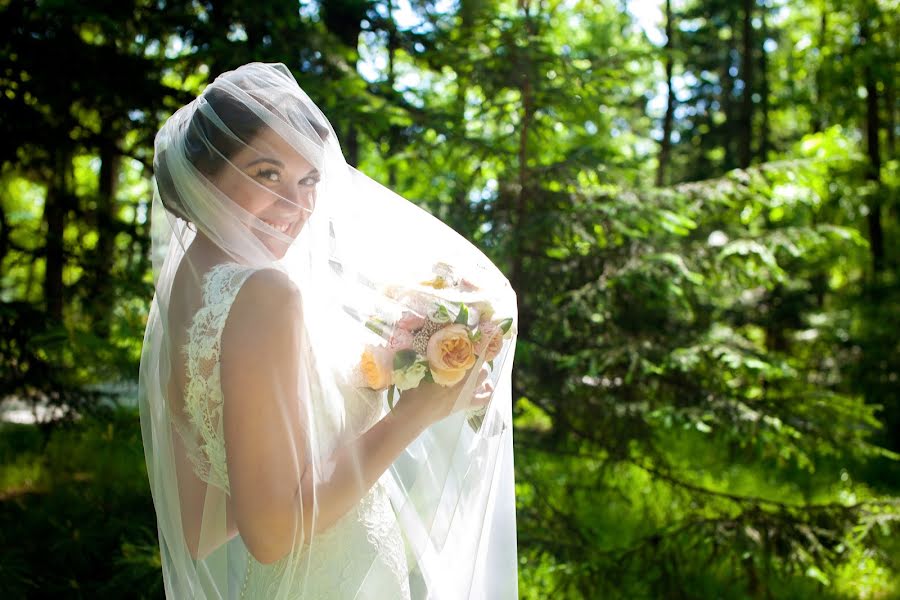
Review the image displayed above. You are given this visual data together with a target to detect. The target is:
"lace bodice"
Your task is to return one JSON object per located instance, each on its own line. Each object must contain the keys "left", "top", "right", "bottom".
{"left": 180, "top": 262, "right": 386, "bottom": 491}
{"left": 180, "top": 261, "right": 410, "bottom": 599}
{"left": 180, "top": 262, "right": 258, "bottom": 493}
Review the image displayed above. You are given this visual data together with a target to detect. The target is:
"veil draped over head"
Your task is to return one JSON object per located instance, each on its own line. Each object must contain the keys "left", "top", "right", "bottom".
{"left": 138, "top": 62, "right": 518, "bottom": 598}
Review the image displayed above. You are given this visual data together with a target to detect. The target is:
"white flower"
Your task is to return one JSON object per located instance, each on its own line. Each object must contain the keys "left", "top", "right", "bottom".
{"left": 392, "top": 362, "right": 429, "bottom": 391}
{"left": 470, "top": 301, "right": 495, "bottom": 322}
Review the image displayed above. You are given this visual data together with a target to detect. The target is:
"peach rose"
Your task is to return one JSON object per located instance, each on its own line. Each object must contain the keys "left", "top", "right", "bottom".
{"left": 426, "top": 324, "right": 477, "bottom": 386}
{"left": 360, "top": 345, "right": 394, "bottom": 389}
{"left": 474, "top": 320, "right": 504, "bottom": 362}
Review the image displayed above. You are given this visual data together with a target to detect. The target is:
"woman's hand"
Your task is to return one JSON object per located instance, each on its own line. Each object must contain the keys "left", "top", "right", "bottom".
{"left": 395, "top": 362, "right": 493, "bottom": 427}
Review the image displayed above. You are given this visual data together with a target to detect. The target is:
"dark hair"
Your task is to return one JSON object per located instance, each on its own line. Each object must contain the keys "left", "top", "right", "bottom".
{"left": 154, "top": 86, "right": 330, "bottom": 223}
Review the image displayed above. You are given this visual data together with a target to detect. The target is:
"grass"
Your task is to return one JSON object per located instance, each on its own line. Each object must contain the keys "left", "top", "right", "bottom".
{"left": 0, "top": 408, "right": 162, "bottom": 599}
{"left": 1, "top": 406, "right": 896, "bottom": 598}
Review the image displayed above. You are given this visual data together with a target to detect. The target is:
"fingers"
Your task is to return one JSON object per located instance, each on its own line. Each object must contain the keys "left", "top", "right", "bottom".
{"left": 441, "top": 363, "right": 494, "bottom": 416}
{"left": 477, "top": 379, "right": 493, "bottom": 394}
{"left": 472, "top": 380, "right": 493, "bottom": 407}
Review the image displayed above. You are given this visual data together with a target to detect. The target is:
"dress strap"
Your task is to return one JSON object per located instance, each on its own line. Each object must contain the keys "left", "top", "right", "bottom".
{"left": 202, "top": 262, "right": 260, "bottom": 309}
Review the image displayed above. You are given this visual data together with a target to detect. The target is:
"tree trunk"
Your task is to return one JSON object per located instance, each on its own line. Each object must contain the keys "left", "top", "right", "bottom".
{"left": 510, "top": 2, "right": 532, "bottom": 289}
{"left": 386, "top": 0, "right": 399, "bottom": 189}
{"left": 92, "top": 138, "right": 119, "bottom": 338}
{"left": 738, "top": 0, "right": 754, "bottom": 168}
{"left": 860, "top": 14, "right": 884, "bottom": 274}
{"left": 759, "top": 6, "right": 770, "bottom": 161}
{"left": 0, "top": 202, "right": 8, "bottom": 269}
{"left": 720, "top": 8, "right": 737, "bottom": 170}
{"left": 320, "top": 0, "right": 368, "bottom": 167}
{"left": 886, "top": 66, "right": 898, "bottom": 224}
{"left": 43, "top": 149, "right": 67, "bottom": 322}
{"left": 656, "top": 0, "right": 675, "bottom": 187}
{"left": 811, "top": 7, "right": 828, "bottom": 132}
{"left": 886, "top": 74, "right": 896, "bottom": 160}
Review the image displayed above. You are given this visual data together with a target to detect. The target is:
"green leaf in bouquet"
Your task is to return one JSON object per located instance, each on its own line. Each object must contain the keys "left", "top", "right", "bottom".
{"left": 387, "top": 384, "right": 396, "bottom": 411}
{"left": 365, "top": 317, "right": 389, "bottom": 337}
{"left": 431, "top": 303, "right": 452, "bottom": 323}
{"left": 393, "top": 349, "right": 418, "bottom": 370}
{"left": 455, "top": 303, "right": 469, "bottom": 325}
{"left": 498, "top": 317, "right": 513, "bottom": 334}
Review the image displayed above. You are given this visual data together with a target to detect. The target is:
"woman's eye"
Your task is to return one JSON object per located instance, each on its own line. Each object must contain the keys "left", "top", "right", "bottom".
{"left": 254, "top": 169, "right": 281, "bottom": 183}
{"left": 300, "top": 176, "right": 321, "bottom": 187}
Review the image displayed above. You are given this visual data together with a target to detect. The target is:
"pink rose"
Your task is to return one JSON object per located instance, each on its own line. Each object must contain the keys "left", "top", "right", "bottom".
{"left": 474, "top": 320, "right": 504, "bottom": 362}
{"left": 389, "top": 329, "right": 414, "bottom": 351}
{"left": 396, "top": 310, "right": 426, "bottom": 332}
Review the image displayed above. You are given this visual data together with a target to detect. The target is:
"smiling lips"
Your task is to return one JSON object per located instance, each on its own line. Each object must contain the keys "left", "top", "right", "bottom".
{"left": 262, "top": 216, "right": 300, "bottom": 234}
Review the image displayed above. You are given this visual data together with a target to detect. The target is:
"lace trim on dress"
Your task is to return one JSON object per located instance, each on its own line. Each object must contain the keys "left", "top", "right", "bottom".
{"left": 180, "top": 262, "right": 258, "bottom": 494}
{"left": 358, "top": 481, "right": 412, "bottom": 594}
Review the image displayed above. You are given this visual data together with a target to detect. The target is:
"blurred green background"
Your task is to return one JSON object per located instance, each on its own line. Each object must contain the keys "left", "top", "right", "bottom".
{"left": 1, "top": 0, "right": 898, "bottom": 597}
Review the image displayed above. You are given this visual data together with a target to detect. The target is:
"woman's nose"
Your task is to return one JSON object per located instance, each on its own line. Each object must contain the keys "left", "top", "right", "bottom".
{"left": 278, "top": 184, "right": 314, "bottom": 213}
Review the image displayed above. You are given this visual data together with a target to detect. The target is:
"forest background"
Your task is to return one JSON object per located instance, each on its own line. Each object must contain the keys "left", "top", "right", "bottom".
{"left": 0, "top": 0, "right": 897, "bottom": 598}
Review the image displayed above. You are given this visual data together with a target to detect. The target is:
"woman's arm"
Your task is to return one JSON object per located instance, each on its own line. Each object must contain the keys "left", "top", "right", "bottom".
{"left": 221, "top": 269, "right": 309, "bottom": 564}
{"left": 295, "top": 374, "right": 487, "bottom": 544}
{"left": 221, "top": 269, "right": 487, "bottom": 565}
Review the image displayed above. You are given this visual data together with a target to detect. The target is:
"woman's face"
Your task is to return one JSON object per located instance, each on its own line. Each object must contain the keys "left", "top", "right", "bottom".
{"left": 214, "top": 126, "right": 320, "bottom": 258}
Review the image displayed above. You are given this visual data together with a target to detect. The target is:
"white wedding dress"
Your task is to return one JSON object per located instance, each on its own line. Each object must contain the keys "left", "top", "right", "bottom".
{"left": 180, "top": 261, "right": 412, "bottom": 599}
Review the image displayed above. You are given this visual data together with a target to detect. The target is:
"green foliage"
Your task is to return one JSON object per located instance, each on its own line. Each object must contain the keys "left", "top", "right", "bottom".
{"left": 0, "top": 409, "right": 159, "bottom": 598}
{"left": 1, "top": 0, "right": 898, "bottom": 597}
{"left": 512, "top": 122, "right": 899, "bottom": 594}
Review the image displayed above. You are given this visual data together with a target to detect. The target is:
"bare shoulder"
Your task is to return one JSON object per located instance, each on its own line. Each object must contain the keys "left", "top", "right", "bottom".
{"left": 234, "top": 268, "right": 302, "bottom": 313}
{"left": 221, "top": 268, "right": 303, "bottom": 355}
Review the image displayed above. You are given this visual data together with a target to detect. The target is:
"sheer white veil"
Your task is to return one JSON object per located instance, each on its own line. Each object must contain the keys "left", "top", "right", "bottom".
{"left": 138, "top": 62, "right": 519, "bottom": 598}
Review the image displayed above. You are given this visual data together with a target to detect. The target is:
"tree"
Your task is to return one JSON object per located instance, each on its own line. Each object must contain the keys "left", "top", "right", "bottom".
{"left": 656, "top": 0, "right": 677, "bottom": 187}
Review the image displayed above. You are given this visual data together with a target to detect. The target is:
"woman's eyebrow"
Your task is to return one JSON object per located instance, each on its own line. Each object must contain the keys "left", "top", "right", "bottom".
{"left": 304, "top": 168, "right": 319, "bottom": 177}
{"left": 244, "top": 157, "right": 285, "bottom": 169}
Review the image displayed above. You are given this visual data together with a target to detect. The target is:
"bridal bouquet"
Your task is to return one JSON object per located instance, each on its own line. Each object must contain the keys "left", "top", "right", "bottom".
{"left": 356, "top": 262, "right": 513, "bottom": 427}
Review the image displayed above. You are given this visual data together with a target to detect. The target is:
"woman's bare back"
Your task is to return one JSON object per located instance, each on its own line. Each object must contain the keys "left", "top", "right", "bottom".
{"left": 166, "top": 242, "right": 245, "bottom": 557}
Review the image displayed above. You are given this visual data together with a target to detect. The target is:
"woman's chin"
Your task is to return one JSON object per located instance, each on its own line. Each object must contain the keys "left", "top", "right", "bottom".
{"left": 254, "top": 224, "right": 304, "bottom": 258}
{"left": 265, "top": 230, "right": 306, "bottom": 259}
{"left": 266, "top": 239, "right": 291, "bottom": 259}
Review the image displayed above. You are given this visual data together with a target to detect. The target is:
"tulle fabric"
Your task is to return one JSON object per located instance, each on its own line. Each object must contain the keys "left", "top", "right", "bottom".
{"left": 137, "top": 62, "right": 519, "bottom": 599}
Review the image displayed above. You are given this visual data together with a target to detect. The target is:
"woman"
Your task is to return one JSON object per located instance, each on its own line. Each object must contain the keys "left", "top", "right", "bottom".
{"left": 138, "top": 62, "right": 519, "bottom": 599}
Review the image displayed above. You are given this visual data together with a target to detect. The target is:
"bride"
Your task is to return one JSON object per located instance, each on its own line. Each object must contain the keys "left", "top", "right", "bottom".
{"left": 137, "top": 63, "right": 519, "bottom": 598}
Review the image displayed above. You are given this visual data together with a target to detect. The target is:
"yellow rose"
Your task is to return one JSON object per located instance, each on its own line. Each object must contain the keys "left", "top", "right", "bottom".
{"left": 360, "top": 345, "right": 393, "bottom": 390}
{"left": 426, "top": 324, "right": 476, "bottom": 386}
